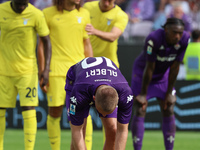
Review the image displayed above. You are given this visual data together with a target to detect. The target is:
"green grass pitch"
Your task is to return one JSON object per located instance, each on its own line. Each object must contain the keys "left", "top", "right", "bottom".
{"left": 4, "top": 129, "right": 200, "bottom": 150}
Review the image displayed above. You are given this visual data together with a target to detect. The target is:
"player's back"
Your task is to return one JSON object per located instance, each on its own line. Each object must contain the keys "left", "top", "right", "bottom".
{"left": 74, "top": 57, "right": 128, "bottom": 85}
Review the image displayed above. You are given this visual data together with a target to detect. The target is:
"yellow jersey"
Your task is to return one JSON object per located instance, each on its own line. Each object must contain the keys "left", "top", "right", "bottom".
{"left": 43, "top": 6, "right": 90, "bottom": 76}
{"left": 183, "top": 42, "right": 200, "bottom": 80}
{"left": 0, "top": 2, "right": 49, "bottom": 76}
{"left": 83, "top": 1, "right": 128, "bottom": 67}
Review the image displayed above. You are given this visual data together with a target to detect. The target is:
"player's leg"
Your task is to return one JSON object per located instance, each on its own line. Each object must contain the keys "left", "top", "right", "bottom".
{"left": 85, "top": 114, "right": 93, "bottom": 150}
{"left": 21, "top": 107, "right": 37, "bottom": 150}
{"left": 158, "top": 96, "right": 176, "bottom": 150}
{"left": 47, "top": 106, "right": 63, "bottom": 150}
{"left": 46, "top": 77, "right": 66, "bottom": 150}
{"left": 131, "top": 97, "right": 147, "bottom": 150}
{"left": 100, "top": 117, "right": 117, "bottom": 150}
{"left": 0, "top": 108, "right": 6, "bottom": 150}
{"left": 18, "top": 74, "right": 38, "bottom": 150}
{"left": 131, "top": 79, "right": 147, "bottom": 150}
{"left": 0, "top": 75, "right": 18, "bottom": 150}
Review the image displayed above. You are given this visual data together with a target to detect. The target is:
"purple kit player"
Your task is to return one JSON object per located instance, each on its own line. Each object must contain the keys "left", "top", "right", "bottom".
{"left": 131, "top": 18, "right": 190, "bottom": 150}
{"left": 65, "top": 57, "right": 133, "bottom": 150}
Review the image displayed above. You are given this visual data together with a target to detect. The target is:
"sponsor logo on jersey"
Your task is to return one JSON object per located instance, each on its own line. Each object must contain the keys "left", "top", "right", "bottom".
{"left": 159, "top": 45, "right": 165, "bottom": 50}
{"left": 157, "top": 54, "right": 177, "bottom": 62}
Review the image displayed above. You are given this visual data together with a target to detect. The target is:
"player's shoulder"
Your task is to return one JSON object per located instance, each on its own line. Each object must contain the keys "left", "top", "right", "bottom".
{"left": 0, "top": 1, "right": 11, "bottom": 12}
{"left": 180, "top": 31, "right": 191, "bottom": 44}
{"left": 0, "top": 1, "right": 8, "bottom": 8}
{"left": 114, "top": 5, "right": 128, "bottom": 17}
{"left": 25, "top": 3, "right": 44, "bottom": 17}
{"left": 83, "top": 1, "right": 98, "bottom": 9}
{"left": 145, "top": 29, "right": 164, "bottom": 46}
{"left": 79, "top": 7, "right": 90, "bottom": 15}
{"left": 43, "top": 6, "right": 57, "bottom": 15}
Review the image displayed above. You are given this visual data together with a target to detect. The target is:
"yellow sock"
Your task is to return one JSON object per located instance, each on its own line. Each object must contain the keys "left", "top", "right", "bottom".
{"left": 22, "top": 109, "right": 37, "bottom": 150}
{"left": 47, "top": 115, "right": 61, "bottom": 150}
{"left": 85, "top": 114, "right": 93, "bottom": 150}
{"left": 0, "top": 109, "right": 6, "bottom": 150}
{"left": 103, "top": 126, "right": 105, "bottom": 144}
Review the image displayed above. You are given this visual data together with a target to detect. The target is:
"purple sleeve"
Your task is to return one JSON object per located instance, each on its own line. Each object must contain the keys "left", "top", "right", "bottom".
{"left": 176, "top": 32, "right": 190, "bottom": 62}
{"left": 145, "top": 35, "right": 158, "bottom": 62}
{"left": 68, "top": 85, "right": 90, "bottom": 126}
{"left": 116, "top": 84, "right": 133, "bottom": 124}
{"left": 65, "top": 66, "right": 90, "bottom": 126}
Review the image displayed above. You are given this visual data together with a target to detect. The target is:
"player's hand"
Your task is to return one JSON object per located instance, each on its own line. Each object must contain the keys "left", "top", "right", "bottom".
{"left": 135, "top": 94, "right": 147, "bottom": 111}
{"left": 85, "top": 24, "right": 96, "bottom": 35}
{"left": 39, "top": 68, "right": 49, "bottom": 93}
{"left": 164, "top": 93, "right": 176, "bottom": 110}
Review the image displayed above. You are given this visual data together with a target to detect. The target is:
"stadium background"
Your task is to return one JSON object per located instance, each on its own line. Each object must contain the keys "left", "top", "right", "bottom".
{"left": 5, "top": 42, "right": 200, "bottom": 131}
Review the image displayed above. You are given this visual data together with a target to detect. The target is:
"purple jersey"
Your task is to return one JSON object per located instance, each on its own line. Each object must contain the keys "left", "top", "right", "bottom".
{"left": 132, "top": 29, "right": 190, "bottom": 83}
{"left": 65, "top": 57, "right": 133, "bottom": 126}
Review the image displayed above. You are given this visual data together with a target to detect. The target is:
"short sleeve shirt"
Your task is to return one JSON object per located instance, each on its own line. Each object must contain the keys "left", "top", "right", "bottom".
{"left": 65, "top": 57, "right": 133, "bottom": 125}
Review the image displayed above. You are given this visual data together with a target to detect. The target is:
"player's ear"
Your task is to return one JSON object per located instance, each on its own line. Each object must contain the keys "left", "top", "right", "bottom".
{"left": 93, "top": 96, "right": 95, "bottom": 101}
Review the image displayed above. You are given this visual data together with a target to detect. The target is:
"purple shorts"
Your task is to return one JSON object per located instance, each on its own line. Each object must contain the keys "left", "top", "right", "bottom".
{"left": 131, "top": 79, "right": 176, "bottom": 100}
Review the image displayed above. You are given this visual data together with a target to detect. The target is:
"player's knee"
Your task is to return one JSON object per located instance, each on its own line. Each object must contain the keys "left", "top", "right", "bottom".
{"left": 48, "top": 106, "right": 63, "bottom": 118}
{"left": 133, "top": 102, "right": 146, "bottom": 117}
{"left": 105, "top": 125, "right": 117, "bottom": 138}
{"left": 162, "top": 106, "right": 175, "bottom": 117}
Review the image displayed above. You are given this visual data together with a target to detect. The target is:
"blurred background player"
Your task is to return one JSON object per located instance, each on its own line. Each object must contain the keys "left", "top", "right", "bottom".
{"left": 0, "top": 0, "right": 51, "bottom": 150}
{"left": 130, "top": 18, "right": 190, "bottom": 150}
{"left": 183, "top": 29, "right": 200, "bottom": 80}
{"left": 37, "top": 0, "right": 93, "bottom": 149}
{"left": 65, "top": 57, "right": 133, "bottom": 150}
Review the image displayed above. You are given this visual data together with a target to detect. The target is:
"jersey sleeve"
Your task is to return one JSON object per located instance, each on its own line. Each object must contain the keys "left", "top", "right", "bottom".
{"left": 68, "top": 85, "right": 90, "bottom": 126}
{"left": 35, "top": 10, "right": 49, "bottom": 37}
{"left": 116, "top": 84, "right": 133, "bottom": 124}
{"left": 145, "top": 35, "right": 158, "bottom": 62}
{"left": 114, "top": 10, "right": 128, "bottom": 32}
{"left": 83, "top": 9, "right": 90, "bottom": 39}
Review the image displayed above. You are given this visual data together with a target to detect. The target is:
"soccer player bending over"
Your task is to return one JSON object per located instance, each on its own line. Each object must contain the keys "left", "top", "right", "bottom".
{"left": 130, "top": 18, "right": 190, "bottom": 150}
{"left": 65, "top": 57, "right": 133, "bottom": 150}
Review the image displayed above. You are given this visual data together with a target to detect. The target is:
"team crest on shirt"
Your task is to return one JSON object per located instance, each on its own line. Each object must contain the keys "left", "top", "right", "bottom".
{"left": 23, "top": 18, "right": 29, "bottom": 25}
{"left": 76, "top": 17, "right": 82, "bottom": 23}
{"left": 174, "top": 43, "right": 180, "bottom": 50}
{"left": 107, "top": 18, "right": 113, "bottom": 25}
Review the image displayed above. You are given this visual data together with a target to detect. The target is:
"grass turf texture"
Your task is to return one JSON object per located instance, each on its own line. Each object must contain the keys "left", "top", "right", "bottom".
{"left": 4, "top": 129, "right": 199, "bottom": 150}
